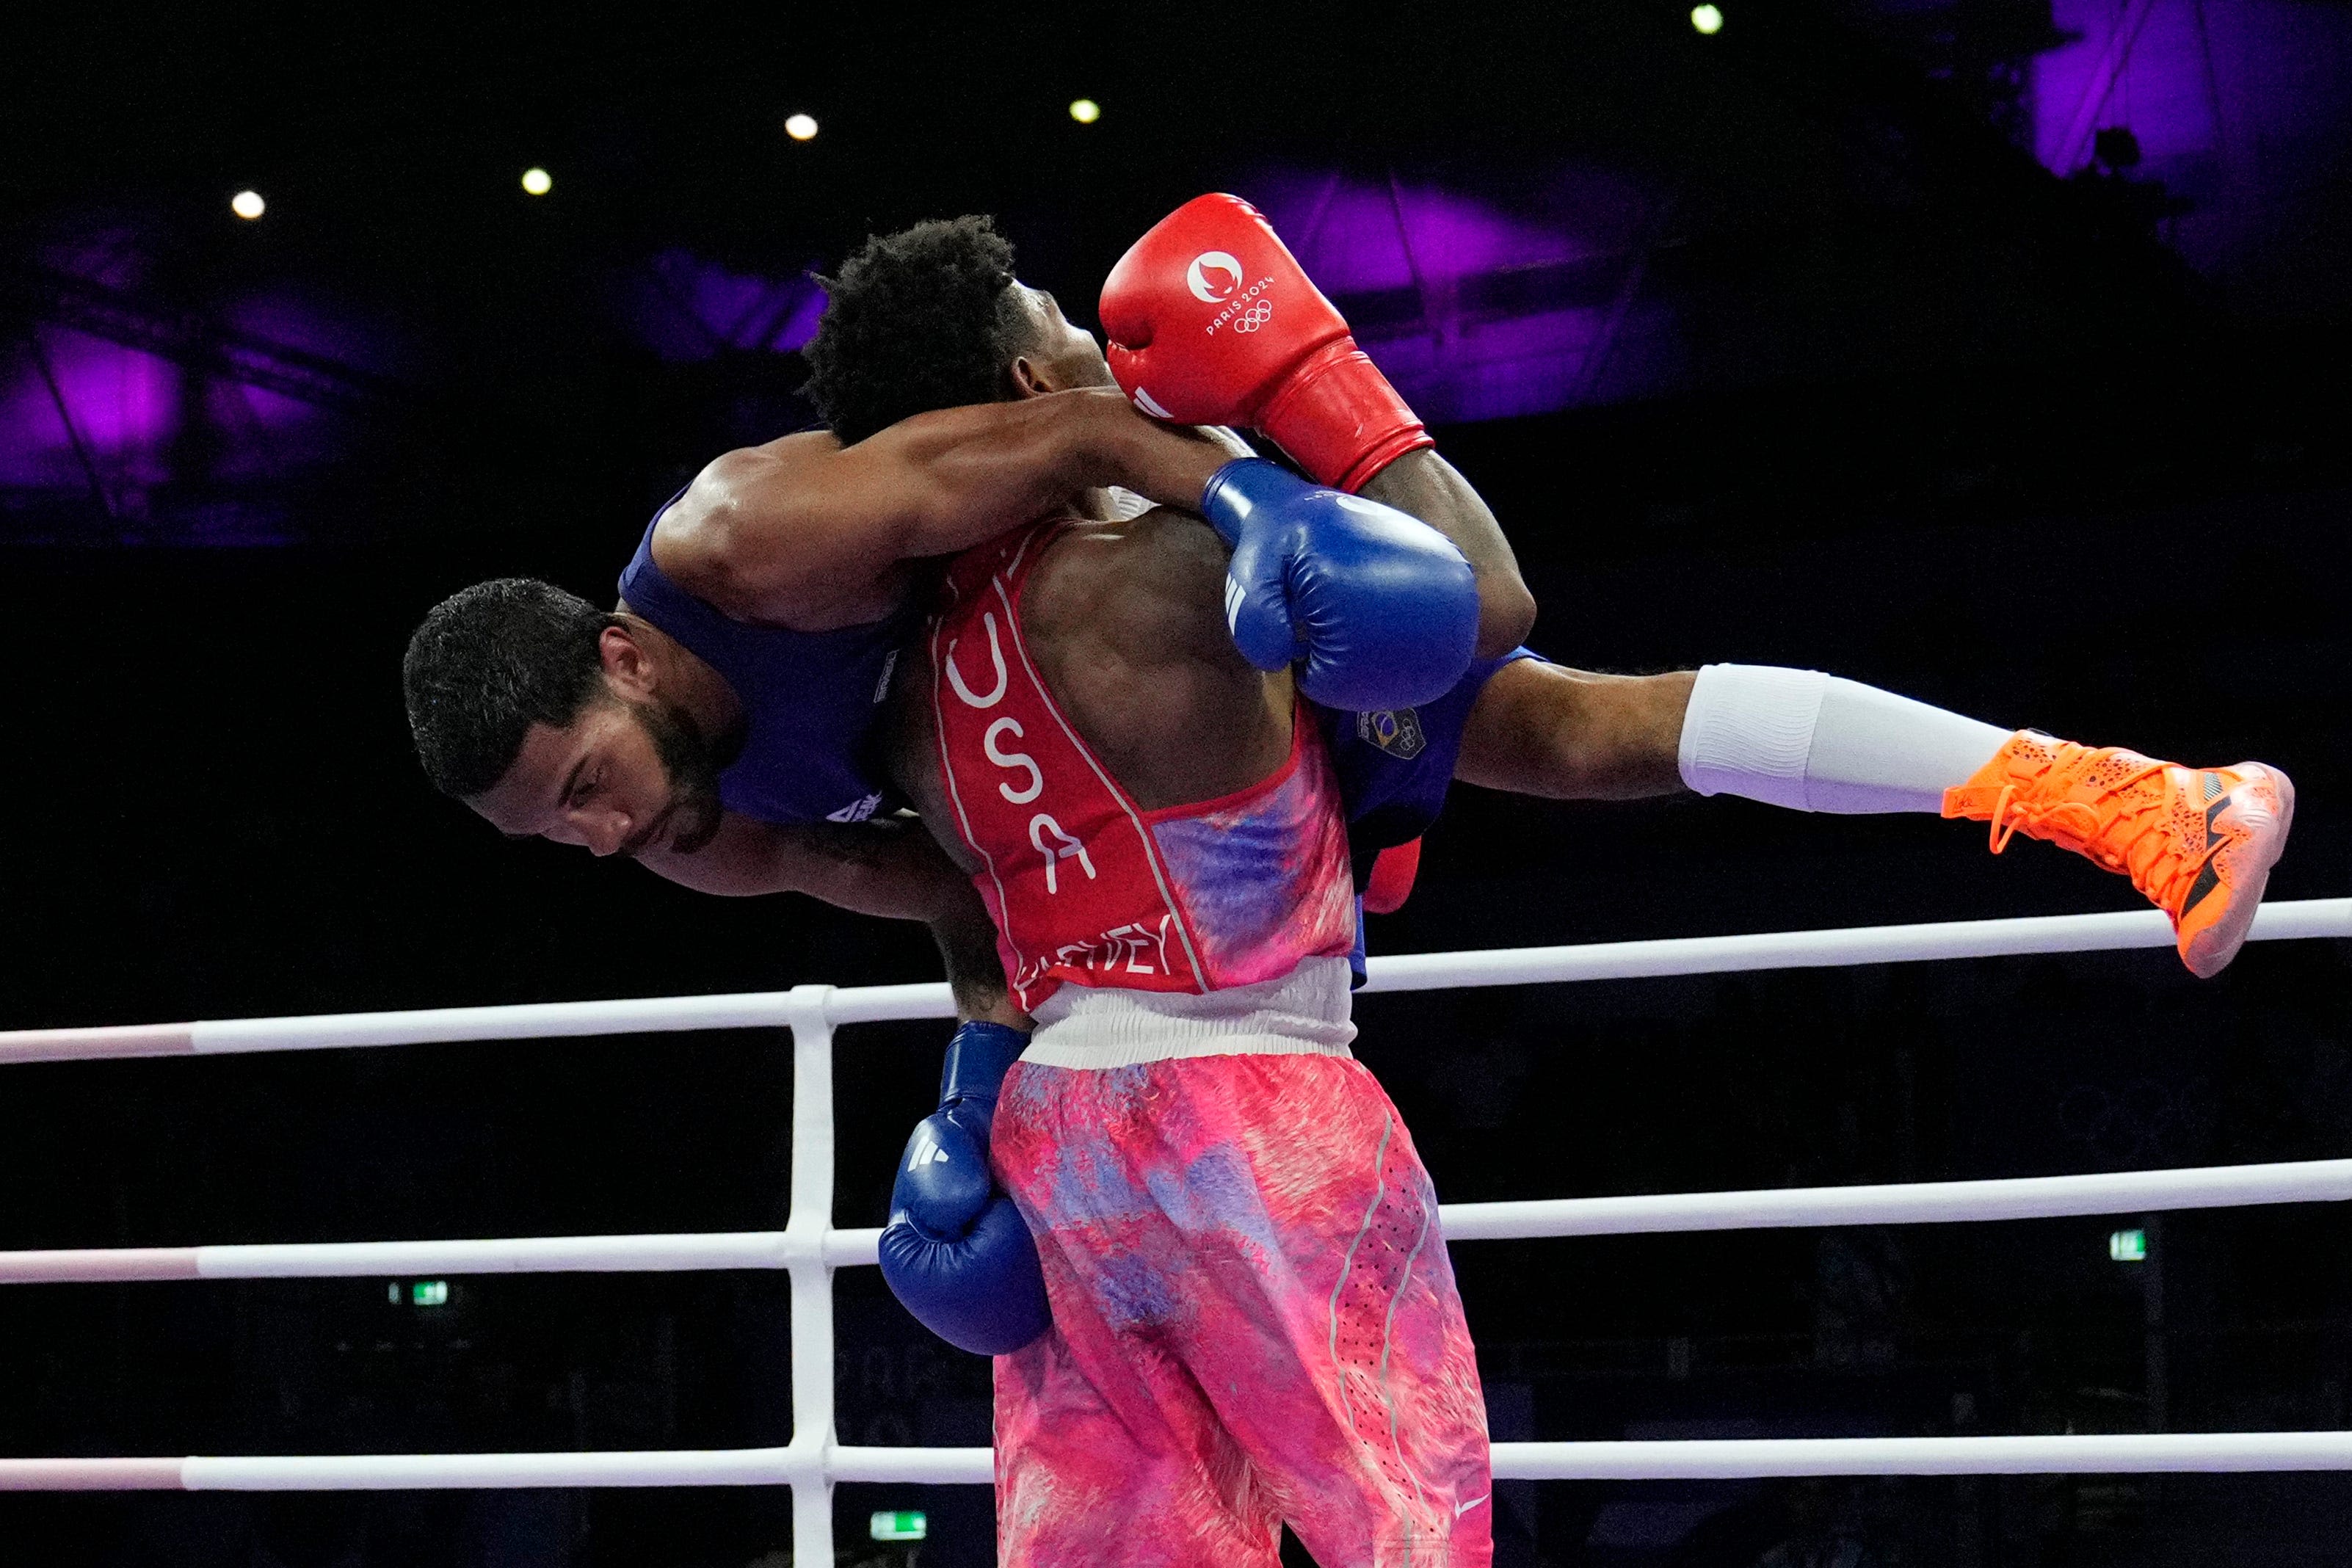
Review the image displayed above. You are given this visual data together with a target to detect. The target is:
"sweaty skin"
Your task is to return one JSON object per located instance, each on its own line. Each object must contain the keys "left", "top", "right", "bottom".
{"left": 889, "top": 501, "right": 1293, "bottom": 875}
{"left": 465, "top": 634, "right": 1018, "bottom": 1022}
{"left": 653, "top": 291, "right": 1217, "bottom": 631}
{"left": 1012, "top": 509, "right": 1291, "bottom": 810}
{"left": 1354, "top": 446, "right": 1535, "bottom": 664}
{"left": 1456, "top": 663, "right": 1697, "bottom": 800}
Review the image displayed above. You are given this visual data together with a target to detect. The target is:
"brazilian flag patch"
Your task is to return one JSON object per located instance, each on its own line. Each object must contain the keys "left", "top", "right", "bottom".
{"left": 1357, "top": 707, "right": 1426, "bottom": 761}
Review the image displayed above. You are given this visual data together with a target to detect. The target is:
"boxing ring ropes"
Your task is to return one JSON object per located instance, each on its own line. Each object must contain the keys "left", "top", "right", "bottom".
{"left": 1, "top": 899, "right": 2348, "bottom": 1561}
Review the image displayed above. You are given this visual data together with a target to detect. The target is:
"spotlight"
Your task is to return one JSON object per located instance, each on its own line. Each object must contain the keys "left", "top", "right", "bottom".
{"left": 520, "top": 167, "right": 552, "bottom": 195}
{"left": 1069, "top": 98, "right": 1100, "bottom": 124}
{"left": 231, "top": 189, "right": 266, "bottom": 220}
{"left": 785, "top": 113, "right": 819, "bottom": 142}
{"left": 1691, "top": 4, "right": 1724, "bottom": 32}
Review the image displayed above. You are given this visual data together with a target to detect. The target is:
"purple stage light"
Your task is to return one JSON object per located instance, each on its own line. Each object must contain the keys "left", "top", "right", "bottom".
{"left": 2, "top": 295, "right": 382, "bottom": 481}
{"left": 1244, "top": 167, "right": 1682, "bottom": 423}
{"left": 614, "top": 250, "right": 827, "bottom": 364}
{"left": 4, "top": 219, "right": 404, "bottom": 542}
{"left": 1250, "top": 171, "right": 1550, "bottom": 293}
{"left": 2032, "top": 0, "right": 2226, "bottom": 180}
{"left": 2030, "top": 0, "right": 2352, "bottom": 294}
{"left": 0, "top": 330, "right": 180, "bottom": 487}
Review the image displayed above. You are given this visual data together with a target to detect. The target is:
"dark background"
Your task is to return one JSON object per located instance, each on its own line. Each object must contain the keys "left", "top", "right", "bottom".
{"left": 2, "top": 3, "right": 2348, "bottom": 1564}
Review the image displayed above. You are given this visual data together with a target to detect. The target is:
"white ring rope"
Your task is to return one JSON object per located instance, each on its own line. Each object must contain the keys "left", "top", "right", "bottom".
{"left": 1, "top": 898, "right": 2345, "bottom": 1526}
{"left": 4, "top": 1157, "right": 2350, "bottom": 1285}
{"left": 15, "top": 1432, "right": 2352, "bottom": 1492}
{"left": 1, "top": 899, "right": 2342, "bottom": 1065}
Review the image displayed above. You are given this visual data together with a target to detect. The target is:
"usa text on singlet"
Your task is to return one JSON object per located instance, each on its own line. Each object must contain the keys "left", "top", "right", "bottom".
{"left": 929, "top": 519, "right": 1357, "bottom": 1015}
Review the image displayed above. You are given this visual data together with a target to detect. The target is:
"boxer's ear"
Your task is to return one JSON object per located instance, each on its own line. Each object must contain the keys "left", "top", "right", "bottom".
{"left": 1009, "top": 354, "right": 1052, "bottom": 398}
{"left": 597, "top": 623, "right": 658, "bottom": 697}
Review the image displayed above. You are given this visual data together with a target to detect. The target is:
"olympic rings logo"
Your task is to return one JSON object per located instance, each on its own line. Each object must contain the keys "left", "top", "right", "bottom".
{"left": 1233, "top": 301, "right": 1274, "bottom": 333}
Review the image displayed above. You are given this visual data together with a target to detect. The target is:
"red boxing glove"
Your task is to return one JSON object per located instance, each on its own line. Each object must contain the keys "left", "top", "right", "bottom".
{"left": 1362, "top": 838, "right": 1422, "bottom": 915}
{"left": 1100, "top": 193, "right": 1434, "bottom": 493}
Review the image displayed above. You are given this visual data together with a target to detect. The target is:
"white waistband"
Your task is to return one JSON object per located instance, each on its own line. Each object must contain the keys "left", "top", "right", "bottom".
{"left": 1021, "top": 957, "right": 1357, "bottom": 1069}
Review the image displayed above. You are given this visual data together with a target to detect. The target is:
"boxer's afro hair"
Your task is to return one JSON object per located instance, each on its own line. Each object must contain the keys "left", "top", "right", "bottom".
{"left": 802, "top": 216, "right": 1029, "bottom": 444}
{"left": 403, "top": 578, "right": 617, "bottom": 799}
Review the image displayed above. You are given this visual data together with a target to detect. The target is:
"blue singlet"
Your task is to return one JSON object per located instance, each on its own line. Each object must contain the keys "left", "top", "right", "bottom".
{"left": 617, "top": 500, "right": 921, "bottom": 825}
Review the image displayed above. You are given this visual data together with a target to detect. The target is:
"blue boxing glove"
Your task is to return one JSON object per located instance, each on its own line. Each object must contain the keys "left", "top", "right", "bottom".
{"left": 876, "top": 1021, "right": 1050, "bottom": 1357}
{"left": 1197, "top": 457, "right": 1478, "bottom": 712}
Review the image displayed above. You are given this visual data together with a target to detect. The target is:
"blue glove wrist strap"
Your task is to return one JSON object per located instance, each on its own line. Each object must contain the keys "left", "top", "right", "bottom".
{"left": 940, "top": 1021, "right": 1031, "bottom": 1104}
{"left": 1199, "top": 457, "right": 1310, "bottom": 548}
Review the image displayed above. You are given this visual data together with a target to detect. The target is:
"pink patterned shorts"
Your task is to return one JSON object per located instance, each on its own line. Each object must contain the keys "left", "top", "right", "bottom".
{"left": 990, "top": 1051, "right": 1492, "bottom": 1567}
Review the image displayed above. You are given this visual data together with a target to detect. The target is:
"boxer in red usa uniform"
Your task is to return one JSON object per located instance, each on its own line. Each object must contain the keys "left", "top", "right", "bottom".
{"left": 888, "top": 470, "right": 1493, "bottom": 1567}
{"left": 406, "top": 215, "right": 1491, "bottom": 1379}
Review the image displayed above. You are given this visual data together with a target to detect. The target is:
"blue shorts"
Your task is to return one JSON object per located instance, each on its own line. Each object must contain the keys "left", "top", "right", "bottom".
{"left": 1315, "top": 647, "right": 1542, "bottom": 981}
{"left": 1315, "top": 646, "right": 1541, "bottom": 868}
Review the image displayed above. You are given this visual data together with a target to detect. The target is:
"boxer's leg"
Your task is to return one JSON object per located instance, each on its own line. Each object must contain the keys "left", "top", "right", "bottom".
{"left": 1457, "top": 659, "right": 2016, "bottom": 806}
{"left": 1170, "top": 1054, "right": 1492, "bottom": 1568}
{"left": 993, "top": 1320, "right": 1275, "bottom": 1568}
{"left": 1453, "top": 661, "right": 1692, "bottom": 800}
{"left": 992, "top": 1062, "right": 1285, "bottom": 1568}
{"left": 1455, "top": 660, "right": 2293, "bottom": 976}
{"left": 995, "top": 1050, "right": 1492, "bottom": 1567}
{"left": 1672, "top": 664, "right": 2011, "bottom": 812}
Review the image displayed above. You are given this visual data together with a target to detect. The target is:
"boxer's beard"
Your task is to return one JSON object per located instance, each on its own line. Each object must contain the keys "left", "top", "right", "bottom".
{"left": 629, "top": 697, "right": 727, "bottom": 856}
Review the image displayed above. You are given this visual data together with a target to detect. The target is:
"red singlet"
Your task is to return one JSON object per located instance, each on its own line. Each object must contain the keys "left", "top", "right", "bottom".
{"left": 928, "top": 520, "right": 1357, "bottom": 1014}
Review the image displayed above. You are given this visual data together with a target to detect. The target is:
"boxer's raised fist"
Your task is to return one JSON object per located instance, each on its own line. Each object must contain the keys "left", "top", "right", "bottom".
{"left": 1100, "top": 193, "right": 1433, "bottom": 493}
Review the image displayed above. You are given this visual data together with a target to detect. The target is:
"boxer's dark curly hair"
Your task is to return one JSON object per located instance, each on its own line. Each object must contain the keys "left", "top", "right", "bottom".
{"left": 403, "top": 578, "right": 616, "bottom": 798}
{"left": 802, "top": 216, "right": 1030, "bottom": 444}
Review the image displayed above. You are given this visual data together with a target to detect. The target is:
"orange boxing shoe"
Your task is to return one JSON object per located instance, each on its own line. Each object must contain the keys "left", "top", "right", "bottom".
{"left": 1942, "top": 733, "right": 2295, "bottom": 978}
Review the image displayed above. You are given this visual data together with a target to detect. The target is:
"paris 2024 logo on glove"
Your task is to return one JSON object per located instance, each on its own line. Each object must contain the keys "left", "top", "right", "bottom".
{"left": 1187, "top": 250, "right": 1277, "bottom": 337}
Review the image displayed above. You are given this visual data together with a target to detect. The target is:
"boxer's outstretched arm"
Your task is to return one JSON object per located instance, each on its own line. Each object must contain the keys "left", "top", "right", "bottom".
{"left": 640, "top": 812, "right": 1016, "bottom": 1024}
{"left": 1356, "top": 449, "right": 1537, "bottom": 660}
{"left": 660, "top": 388, "right": 1231, "bottom": 628}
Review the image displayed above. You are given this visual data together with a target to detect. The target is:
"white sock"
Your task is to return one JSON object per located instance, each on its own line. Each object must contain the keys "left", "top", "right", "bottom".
{"left": 1675, "top": 664, "right": 2014, "bottom": 814}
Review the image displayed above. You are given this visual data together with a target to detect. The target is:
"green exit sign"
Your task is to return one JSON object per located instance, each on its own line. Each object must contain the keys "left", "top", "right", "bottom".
{"left": 2109, "top": 1229, "right": 2147, "bottom": 1263}
{"left": 870, "top": 1510, "right": 927, "bottom": 1542}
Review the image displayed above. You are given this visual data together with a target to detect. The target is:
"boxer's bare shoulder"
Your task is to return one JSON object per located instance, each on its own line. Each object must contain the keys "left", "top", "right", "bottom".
{"left": 1026, "top": 507, "right": 1235, "bottom": 669}
{"left": 883, "top": 504, "right": 1295, "bottom": 857}
{"left": 650, "top": 431, "right": 920, "bottom": 634}
{"left": 1019, "top": 506, "right": 1292, "bottom": 811}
